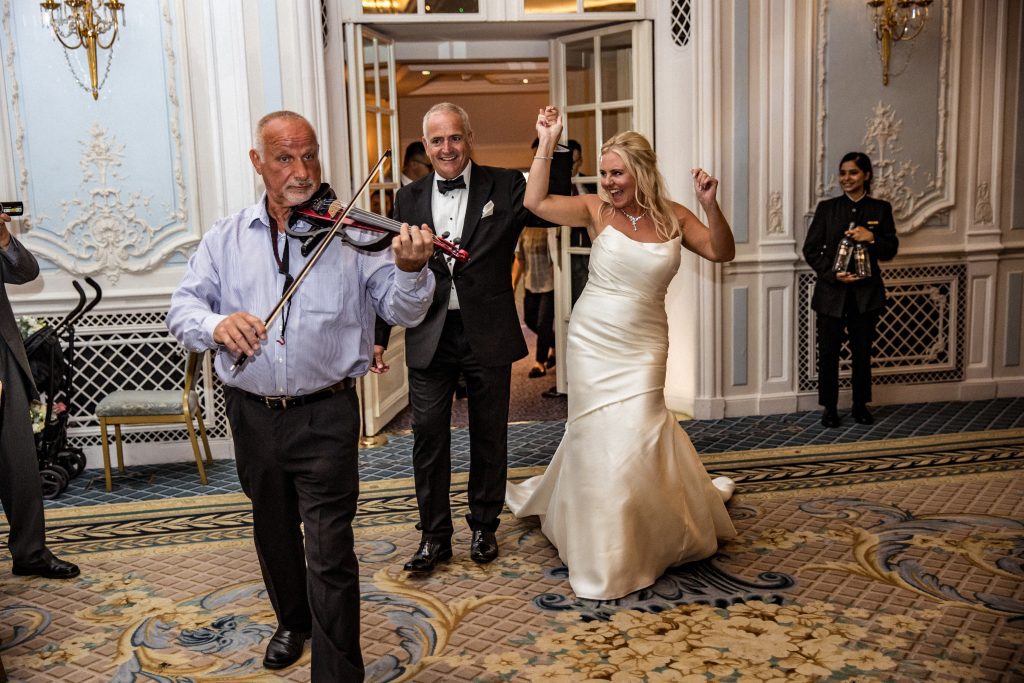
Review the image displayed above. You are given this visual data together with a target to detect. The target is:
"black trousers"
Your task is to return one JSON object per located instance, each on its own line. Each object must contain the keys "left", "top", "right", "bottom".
{"left": 816, "top": 302, "right": 880, "bottom": 409}
{"left": 0, "top": 343, "right": 51, "bottom": 567}
{"left": 523, "top": 289, "right": 555, "bottom": 364}
{"left": 408, "top": 310, "right": 511, "bottom": 542}
{"left": 224, "top": 386, "right": 364, "bottom": 682}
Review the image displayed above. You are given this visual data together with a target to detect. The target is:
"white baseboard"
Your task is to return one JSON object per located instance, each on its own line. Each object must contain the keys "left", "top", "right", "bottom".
{"left": 723, "top": 394, "right": 801, "bottom": 417}
{"left": 691, "top": 397, "right": 726, "bottom": 419}
{"left": 81, "top": 438, "right": 235, "bottom": 472}
{"left": 996, "top": 379, "right": 1024, "bottom": 397}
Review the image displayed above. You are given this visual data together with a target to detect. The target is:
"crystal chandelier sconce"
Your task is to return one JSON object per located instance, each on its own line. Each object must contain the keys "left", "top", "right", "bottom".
{"left": 40, "top": 0, "right": 126, "bottom": 100}
{"left": 866, "top": 0, "right": 932, "bottom": 86}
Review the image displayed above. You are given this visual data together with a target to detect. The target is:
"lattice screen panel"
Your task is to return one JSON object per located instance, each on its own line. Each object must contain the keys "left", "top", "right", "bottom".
{"left": 798, "top": 264, "right": 966, "bottom": 392}
{"left": 35, "top": 309, "right": 227, "bottom": 448}
{"left": 671, "top": 0, "right": 693, "bottom": 47}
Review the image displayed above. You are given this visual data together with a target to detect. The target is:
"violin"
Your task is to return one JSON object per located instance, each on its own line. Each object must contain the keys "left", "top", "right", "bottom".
{"left": 286, "top": 183, "right": 470, "bottom": 263}
{"left": 232, "top": 152, "right": 440, "bottom": 371}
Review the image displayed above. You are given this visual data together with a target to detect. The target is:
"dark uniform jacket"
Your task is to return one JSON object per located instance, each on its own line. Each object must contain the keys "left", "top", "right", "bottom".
{"left": 803, "top": 194, "right": 899, "bottom": 317}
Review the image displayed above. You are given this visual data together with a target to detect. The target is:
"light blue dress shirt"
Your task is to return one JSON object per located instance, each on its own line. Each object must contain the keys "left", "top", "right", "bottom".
{"left": 167, "top": 194, "right": 434, "bottom": 396}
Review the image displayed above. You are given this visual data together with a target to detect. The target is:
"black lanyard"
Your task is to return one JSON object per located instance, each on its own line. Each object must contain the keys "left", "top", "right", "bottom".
{"left": 269, "top": 218, "right": 295, "bottom": 344}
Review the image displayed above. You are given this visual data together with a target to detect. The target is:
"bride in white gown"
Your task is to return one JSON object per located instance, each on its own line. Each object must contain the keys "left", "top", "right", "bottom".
{"left": 506, "top": 107, "right": 737, "bottom": 601}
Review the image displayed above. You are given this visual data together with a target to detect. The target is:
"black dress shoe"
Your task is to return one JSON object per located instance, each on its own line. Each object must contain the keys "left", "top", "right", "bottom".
{"left": 852, "top": 403, "right": 874, "bottom": 425}
{"left": 263, "top": 628, "right": 310, "bottom": 669}
{"left": 821, "top": 407, "right": 840, "bottom": 428}
{"left": 403, "top": 540, "right": 453, "bottom": 573}
{"left": 12, "top": 556, "right": 80, "bottom": 580}
{"left": 470, "top": 530, "right": 498, "bottom": 564}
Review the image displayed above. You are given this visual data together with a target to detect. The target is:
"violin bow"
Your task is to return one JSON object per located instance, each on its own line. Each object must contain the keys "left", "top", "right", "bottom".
{"left": 231, "top": 150, "right": 391, "bottom": 371}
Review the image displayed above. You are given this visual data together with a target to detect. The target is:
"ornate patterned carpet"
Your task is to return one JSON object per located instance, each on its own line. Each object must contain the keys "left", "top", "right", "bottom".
{"left": 2, "top": 430, "right": 1023, "bottom": 682}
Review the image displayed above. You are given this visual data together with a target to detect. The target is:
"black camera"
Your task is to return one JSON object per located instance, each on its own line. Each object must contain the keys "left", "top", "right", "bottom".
{"left": 1, "top": 201, "right": 24, "bottom": 216}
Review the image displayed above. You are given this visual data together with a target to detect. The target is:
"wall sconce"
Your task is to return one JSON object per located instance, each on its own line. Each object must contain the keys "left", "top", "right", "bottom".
{"left": 40, "top": 0, "right": 126, "bottom": 100}
{"left": 867, "top": 0, "right": 932, "bottom": 86}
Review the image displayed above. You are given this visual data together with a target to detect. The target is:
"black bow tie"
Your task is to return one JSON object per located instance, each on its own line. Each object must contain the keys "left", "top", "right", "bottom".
{"left": 437, "top": 176, "right": 466, "bottom": 193}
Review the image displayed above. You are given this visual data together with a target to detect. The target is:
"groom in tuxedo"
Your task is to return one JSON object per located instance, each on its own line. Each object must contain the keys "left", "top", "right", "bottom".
{"left": 393, "top": 102, "right": 535, "bottom": 572}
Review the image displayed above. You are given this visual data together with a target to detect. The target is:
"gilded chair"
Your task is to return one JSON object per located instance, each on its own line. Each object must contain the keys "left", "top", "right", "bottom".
{"left": 95, "top": 351, "right": 213, "bottom": 491}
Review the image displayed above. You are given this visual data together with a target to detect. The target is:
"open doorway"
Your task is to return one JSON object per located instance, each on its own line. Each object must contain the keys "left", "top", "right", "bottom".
{"left": 346, "top": 20, "right": 650, "bottom": 434}
{"left": 385, "top": 53, "right": 567, "bottom": 432}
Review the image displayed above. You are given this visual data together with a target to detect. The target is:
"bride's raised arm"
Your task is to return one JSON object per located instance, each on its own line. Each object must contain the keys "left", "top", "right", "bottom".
{"left": 525, "top": 106, "right": 594, "bottom": 229}
{"left": 678, "top": 167, "right": 735, "bottom": 263}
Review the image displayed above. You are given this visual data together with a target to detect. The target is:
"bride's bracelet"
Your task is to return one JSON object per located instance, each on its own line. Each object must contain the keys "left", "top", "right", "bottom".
{"left": 533, "top": 155, "right": 553, "bottom": 161}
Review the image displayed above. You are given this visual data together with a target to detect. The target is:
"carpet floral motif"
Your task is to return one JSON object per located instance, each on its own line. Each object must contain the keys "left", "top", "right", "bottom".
{"left": 484, "top": 599, "right": 927, "bottom": 681}
{"left": 3, "top": 571, "right": 278, "bottom": 680}
{"left": 735, "top": 497, "right": 1024, "bottom": 619}
{"left": 2, "top": 441, "right": 1023, "bottom": 681}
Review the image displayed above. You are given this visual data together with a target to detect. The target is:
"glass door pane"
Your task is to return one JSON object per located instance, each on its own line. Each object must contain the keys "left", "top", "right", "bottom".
{"left": 551, "top": 22, "right": 650, "bottom": 395}
{"left": 584, "top": 0, "right": 636, "bottom": 11}
{"left": 565, "top": 40, "right": 595, "bottom": 106}
{"left": 600, "top": 32, "right": 632, "bottom": 102}
{"left": 362, "top": 0, "right": 416, "bottom": 14}
{"left": 344, "top": 24, "right": 407, "bottom": 435}
{"left": 425, "top": 0, "right": 480, "bottom": 13}
{"left": 601, "top": 107, "right": 633, "bottom": 141}
{"left": 566, "top": 110, "right": 597, "bottom": 177}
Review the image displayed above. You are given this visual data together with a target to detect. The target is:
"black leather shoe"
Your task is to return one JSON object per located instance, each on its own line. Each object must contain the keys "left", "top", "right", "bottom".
{"left": 12, "top": 556, "right": 80, "bottom": 580}
{"left": 470, "top": 530, "right": 499, "bottom": 564}
{"left": 262, "top": 628, "right": 310, "bottom": 669}
{"left": 821, "top": 407, "right": 840, "bottom": 428}
{"left": 852, "top": 403, "right": 874, "bottom": 425}
{"left": 403, "top": 540, "right": 453, "bottom": 573}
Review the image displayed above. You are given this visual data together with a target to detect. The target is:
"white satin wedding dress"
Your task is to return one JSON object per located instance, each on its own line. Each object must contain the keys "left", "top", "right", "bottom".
{"left": 506, "top": 227, "right": 736, "bottom": 601}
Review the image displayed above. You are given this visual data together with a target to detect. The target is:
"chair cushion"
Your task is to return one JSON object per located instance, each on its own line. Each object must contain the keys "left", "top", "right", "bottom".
{"left": 95, "top": 390, "right": 200, "bottom": 417}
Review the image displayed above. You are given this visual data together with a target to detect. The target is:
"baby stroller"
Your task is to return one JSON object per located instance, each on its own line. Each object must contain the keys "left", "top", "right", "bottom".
{"left": 23, "top": 277, "right": 102, "bottom": 499}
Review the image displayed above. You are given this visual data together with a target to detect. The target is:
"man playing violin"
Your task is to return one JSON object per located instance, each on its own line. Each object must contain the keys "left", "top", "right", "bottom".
{"left": 167, "top": 110, "right": 435, "bottom": 681}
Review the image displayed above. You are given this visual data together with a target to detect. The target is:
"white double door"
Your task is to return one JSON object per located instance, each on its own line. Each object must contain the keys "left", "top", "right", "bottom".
{"left": 345, "top": 21, "right": 652, "bottom": 435}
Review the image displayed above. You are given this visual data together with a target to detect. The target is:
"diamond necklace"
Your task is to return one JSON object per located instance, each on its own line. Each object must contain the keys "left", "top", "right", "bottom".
{"left": 618, "top": 207, "right": 646, "bottom": 231}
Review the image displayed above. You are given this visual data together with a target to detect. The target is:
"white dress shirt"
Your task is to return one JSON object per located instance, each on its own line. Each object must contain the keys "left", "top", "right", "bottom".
{"left": 431, "top": 160, "right": 473, "bottom": 310}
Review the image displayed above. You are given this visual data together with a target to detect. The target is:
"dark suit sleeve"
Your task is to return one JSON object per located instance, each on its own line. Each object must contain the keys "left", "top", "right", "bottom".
{"left": 0, "top": 237, "right": 41, "bottom": 285}
{"left": 374, "top": 314, "right": 391, "bottom": 349}
{"left": 509, "top": 170, "right": 552, "bottom": 229}
{"left": 392, "top": 186, "right": 407, "bottom": 224}
{"left": 803, "top": 201, "right": 837, "bottom": 284}
{"left": 871, "top": 201, "right": 899, "bottom": 262}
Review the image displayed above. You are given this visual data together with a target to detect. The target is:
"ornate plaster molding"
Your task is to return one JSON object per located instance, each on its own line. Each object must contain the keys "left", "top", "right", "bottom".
{"left": 1, "top": 0, "right": 31, "bottom": 226}
{"left": 5, "top": 0, "right": 196, "bottom": 278}
{"left": 862, "top": 101, "right": 932, "bottom": 219}
{"left": 767, "top": 191, "right": 784, "bottom": 234}
{"left": 813, "top": 0, "right": 958, "bottom": 234}
{"left": 974, "top": 181, "right": 993, "bottom": 225}
{"left": 814, "top": 0, "right": 829, "bottom": 200}
{"left": 31, "top": 125, "right": 190, "bottom": 284}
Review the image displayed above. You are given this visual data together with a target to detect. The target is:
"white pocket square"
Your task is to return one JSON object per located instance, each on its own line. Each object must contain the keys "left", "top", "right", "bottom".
{"left": 481, "top": 200, "right": 494, "bottom": 219}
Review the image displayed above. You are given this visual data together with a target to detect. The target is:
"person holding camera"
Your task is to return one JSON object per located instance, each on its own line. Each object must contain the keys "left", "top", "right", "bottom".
{"left": 1, "top": 211, "right": 80, "bottom": 580}
{"left": 803, "top": 152, "right": 899, "bottom": 428}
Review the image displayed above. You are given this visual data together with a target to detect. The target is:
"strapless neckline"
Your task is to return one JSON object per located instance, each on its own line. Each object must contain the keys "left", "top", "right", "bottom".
{"left": 597, "top": 226, "right": 680, "bottom": 247}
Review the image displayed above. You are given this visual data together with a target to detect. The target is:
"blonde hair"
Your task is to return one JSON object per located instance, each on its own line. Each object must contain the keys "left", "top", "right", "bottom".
{"left": 598, "top": 131, "right": 679, "bottom": 241}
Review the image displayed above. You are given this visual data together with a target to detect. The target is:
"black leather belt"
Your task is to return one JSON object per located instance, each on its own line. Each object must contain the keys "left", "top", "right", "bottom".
{"left": 238, "top": 377, "right": 355, "bottom": 410}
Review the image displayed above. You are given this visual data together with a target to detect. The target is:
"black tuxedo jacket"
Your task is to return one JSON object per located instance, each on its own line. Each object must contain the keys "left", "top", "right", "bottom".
{"left": 803, "top": 194, "right": 899, "bottom": 317}
{"left": 393, "top": 164, "right": 535, "bottom": 369}
{"left": 0, "top": 237, "right": 40, "bottom": 394}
